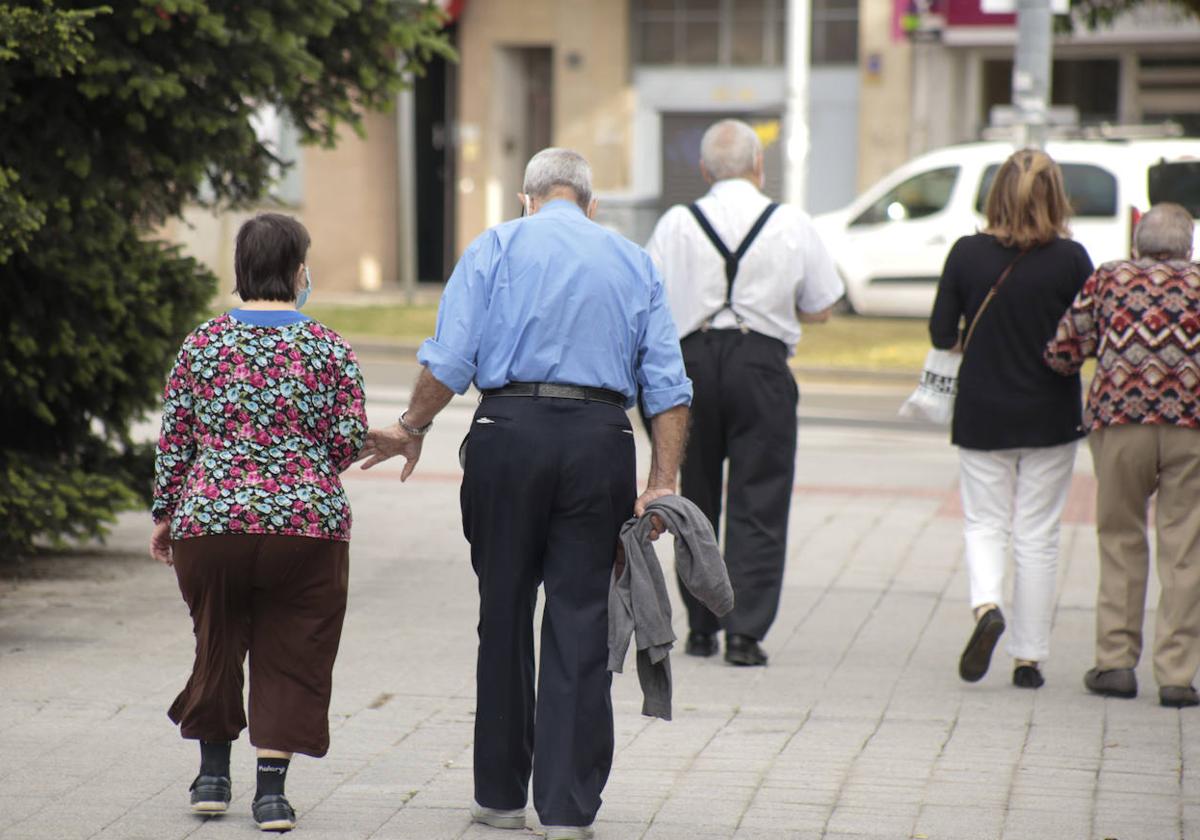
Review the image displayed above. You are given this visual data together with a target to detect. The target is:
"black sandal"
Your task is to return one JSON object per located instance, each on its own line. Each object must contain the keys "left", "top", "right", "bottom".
{"left": 1013, "top": 664, "right": 1044, "bottom": 689}
{"left": 959, "top": 607, "right": 1005, "bottom": 682}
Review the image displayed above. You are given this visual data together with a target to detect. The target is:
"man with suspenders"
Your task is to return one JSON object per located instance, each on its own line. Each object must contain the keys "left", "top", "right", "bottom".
{"left": 646, "top": 119, "right": 844, "bottom": 666}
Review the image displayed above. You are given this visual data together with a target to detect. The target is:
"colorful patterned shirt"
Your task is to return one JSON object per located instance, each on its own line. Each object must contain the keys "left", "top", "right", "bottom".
{"left": 1045, "top": 259, "right": 1200, "bottom": 431}
{"left": 152, "top": 310, "right": 367, "bottom": 541}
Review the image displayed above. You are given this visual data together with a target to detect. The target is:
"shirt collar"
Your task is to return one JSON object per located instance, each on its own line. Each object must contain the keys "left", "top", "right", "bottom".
{"left": 536, "top": 198, "right": 586, "bottom": 216}
{"left": 708, "top": 178, "right": 764, "bottom": 200}
{"left": 228, "top": 308, "right": 310, "bottom": 327}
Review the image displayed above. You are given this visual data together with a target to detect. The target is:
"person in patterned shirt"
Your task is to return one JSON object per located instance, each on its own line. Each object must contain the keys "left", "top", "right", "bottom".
{"left": 149, "top": 213, "right": 367, "bottom": 830}
{"left": 1045, "top": 202, "right": 1200, "bottom": 709}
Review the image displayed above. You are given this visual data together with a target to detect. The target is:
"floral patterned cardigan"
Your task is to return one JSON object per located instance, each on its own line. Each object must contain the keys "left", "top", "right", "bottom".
{"left": 152, "top": 311, "right": 368, "bottom": 542}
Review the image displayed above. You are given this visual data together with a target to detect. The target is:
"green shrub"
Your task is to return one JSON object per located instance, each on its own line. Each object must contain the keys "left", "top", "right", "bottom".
{"left": 0, "top": 1, "right": 452, "bottom": 556}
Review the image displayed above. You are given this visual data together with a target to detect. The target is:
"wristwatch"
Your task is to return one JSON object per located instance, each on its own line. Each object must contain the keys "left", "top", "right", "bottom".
{"left": 398, "top": 411, "right": 433, "bottom": 436}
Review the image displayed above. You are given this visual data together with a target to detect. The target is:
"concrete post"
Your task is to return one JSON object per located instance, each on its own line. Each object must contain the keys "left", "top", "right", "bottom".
{"left": 784, "top": 0, "right": 811, "bottom": 210}
{"left": 1012, "top": 0, "right": 1053, "bottom": 148}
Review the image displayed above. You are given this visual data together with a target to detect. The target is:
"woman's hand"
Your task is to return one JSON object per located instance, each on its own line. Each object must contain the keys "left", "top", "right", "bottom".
{"left": 150, "top": 520, "right": 174, "bottom": 566}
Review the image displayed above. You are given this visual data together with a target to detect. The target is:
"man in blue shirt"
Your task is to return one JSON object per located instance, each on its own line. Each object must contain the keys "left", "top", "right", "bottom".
{"left": 359, "top": 148, "right": 692, "bottom": 840}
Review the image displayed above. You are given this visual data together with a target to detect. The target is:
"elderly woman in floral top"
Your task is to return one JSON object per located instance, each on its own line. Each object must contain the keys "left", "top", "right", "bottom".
{"left": 149, "top": 213, "right": 366, "bottom": 832}
{"left": 1045, "top": 202, "right": 1200, "bottom": 710}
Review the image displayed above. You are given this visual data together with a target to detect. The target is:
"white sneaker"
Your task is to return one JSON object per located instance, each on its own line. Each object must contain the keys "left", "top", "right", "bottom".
{"left": 470, "top": 800, "right": 527, "bottom": 829}
{"left": 545, "top": 826, "right": 594, "bottom": 840}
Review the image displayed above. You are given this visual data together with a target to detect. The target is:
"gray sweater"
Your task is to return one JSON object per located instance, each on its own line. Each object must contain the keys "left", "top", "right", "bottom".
{"left": 608, "top": 495, "right": 734, "bottom": 720}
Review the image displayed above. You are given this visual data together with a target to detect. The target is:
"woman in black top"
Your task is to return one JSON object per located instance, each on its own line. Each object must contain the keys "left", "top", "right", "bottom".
{"left": 929, "top": 149, "right": 1093, "bottom": 690}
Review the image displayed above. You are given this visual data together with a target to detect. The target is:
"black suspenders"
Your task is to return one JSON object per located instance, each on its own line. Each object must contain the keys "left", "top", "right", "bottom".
{"left": 686, "top": 202, "right": 779, "bottom": 332}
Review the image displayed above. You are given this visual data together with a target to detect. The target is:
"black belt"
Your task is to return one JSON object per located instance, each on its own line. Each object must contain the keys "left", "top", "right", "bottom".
{"left": 481, "top": 382, "right": 626, "bottom": 408}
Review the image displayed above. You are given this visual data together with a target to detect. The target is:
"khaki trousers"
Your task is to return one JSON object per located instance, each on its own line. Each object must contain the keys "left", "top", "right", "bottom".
{"left": 1090, "top": 424, "right": 1200, "bottom": 687}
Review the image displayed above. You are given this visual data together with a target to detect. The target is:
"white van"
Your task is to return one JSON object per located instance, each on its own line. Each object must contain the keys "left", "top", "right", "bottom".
{"left": 812, "top": 140, "right": 1200, "bottom": 317}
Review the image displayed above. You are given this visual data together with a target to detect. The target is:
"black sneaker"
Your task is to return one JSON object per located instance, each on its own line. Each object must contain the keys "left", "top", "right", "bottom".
{"left": 253, "top": 794, "right": 296, "bottom": 832}
{"left": 189, "top": 774, "right": 231, "bottom": 814}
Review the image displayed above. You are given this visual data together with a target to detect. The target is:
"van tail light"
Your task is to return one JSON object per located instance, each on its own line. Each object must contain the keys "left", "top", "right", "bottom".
{"left": 1129, "top": 206, "right": 1142, "bottom": 258}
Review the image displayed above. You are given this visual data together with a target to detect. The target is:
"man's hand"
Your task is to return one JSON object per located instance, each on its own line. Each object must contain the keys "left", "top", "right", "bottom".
{"left": 636, "top": 404, "right": 688, "bottom": 541}
{"left": 634, "top": 487, "right": 674, "bottom": 541}
{"left": 150, "top": 520, "right": 173, "bottom": 566}
{"left": 357, "top": 423, "right": 425, "bottom": 481}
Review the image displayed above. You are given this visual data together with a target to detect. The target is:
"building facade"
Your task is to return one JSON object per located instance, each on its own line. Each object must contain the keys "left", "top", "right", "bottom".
{"left": 167, "top": 0, "right": 1197, "bottom": 295}
{"left": 857, "top": 0, "right": 1200, "bottom": 192}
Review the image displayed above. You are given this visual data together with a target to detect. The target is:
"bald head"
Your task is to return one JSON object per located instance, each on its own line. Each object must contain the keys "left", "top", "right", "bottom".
{"left": 1135, "top": 203, "right": 1194, "bottom": 262}
{"left": 699, "top": 119, "right": 763, "bottom": 185}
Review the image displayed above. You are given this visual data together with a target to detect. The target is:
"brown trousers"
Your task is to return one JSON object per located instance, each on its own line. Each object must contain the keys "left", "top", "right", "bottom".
{"left": 168, "top": 534, "right": 350, "bottom": 757}
{"left": 1090, "top": 424, "right": 1200, "bottom": 687}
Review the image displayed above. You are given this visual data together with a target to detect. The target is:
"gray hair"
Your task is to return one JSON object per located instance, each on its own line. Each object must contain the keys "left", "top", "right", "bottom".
{"left": 1135, "top": 203, "right": 1194, "bottom": 261}
{"left": 523, "top": 148, "right": 593, "bottom": 209}
{"left": 700, "top": 119, "right": 762, "bottom": 181}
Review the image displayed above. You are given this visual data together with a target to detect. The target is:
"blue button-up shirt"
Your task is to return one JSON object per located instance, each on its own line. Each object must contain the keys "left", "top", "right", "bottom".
{"left": 418, "top": 200, "right": 693, "bottom": 416}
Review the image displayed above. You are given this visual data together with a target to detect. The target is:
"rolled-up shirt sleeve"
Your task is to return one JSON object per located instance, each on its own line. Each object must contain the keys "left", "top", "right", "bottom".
{"left": 637, "top": 260, "right": 693, "bottom": 417}
{"left": 416, "top": 233, "right": 496, "bottom": 394}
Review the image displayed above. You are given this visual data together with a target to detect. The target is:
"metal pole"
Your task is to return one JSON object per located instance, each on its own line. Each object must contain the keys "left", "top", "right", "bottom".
{"left": 1012, "top": 0, "right": 1053, "bottom": 149}
{"left": 783, "top": 0, "right": 811, "bottom": 210}
{"left": 396, "top": 79, "right": 418, "bottom": 304}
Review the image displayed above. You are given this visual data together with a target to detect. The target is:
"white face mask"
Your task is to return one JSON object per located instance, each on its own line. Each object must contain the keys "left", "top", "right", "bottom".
{"left": 295, "top": 265, "right": 312, "bottom": 309}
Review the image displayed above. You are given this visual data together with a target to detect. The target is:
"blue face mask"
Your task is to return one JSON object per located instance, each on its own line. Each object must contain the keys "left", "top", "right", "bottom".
{"left": 295, "top": 265, "right": 312, "bottom": 310}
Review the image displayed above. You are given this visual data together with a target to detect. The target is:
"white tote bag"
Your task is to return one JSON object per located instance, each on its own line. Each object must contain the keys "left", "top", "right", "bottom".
{"left": 898, "top": 348, "right": 961, "bottom": 425}
{"left": 899, "top": 251, "right": 1028, "bottom": 426}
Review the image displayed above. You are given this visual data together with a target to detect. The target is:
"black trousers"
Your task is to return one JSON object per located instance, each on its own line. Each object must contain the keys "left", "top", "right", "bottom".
{"left": 678, "top": 329, "right": 798, "bottom": 641}
{"left": 460, "top": 395, "right": 636, "bottom": 827}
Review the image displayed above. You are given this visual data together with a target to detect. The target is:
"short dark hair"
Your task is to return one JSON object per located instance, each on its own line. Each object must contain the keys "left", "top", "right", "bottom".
{"left": 234, "top": 213, "right": 311, "bottom": 302}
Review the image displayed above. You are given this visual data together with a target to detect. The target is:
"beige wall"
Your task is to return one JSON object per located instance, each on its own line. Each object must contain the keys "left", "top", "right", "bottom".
{"left": 455, "top": 0, "right": 633, "bottom": 254}
{"left": 856, "top": 0, "right": 913, "bottom": 192}
{"left": 303, "top": 111, "right": 399, "bottom": 293}
{"left": 166, "top": 112, "right": 400, "bottom": 296}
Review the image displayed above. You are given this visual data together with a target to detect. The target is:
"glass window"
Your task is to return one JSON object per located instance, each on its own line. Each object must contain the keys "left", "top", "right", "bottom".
{"left": 685, "top": 20, "right": 720, "bottom": 62}
{"left": 730, "top": 0, "right": 767, "bottom": 65}
{"left": 731, "top": 19, "right": 766, "bottom": 64}
{"left": 1149, "top": 161, "right": 1200, "bottom": 218}
{"left": 639, "top": 21, "right": 676, "bottom": 64}
{"left": 852, "top": 167, "right": 960, "bottom": 226}
{"left": 980, "top": 58, "right": 1120, "bottom": 130}
{"left": 975, "top": 163, "right": 1118, "bottom": 218}
{"left": 633, "top": 0, "right": 831, "bottom": 67}
{"left": 811, "top": 0, "right": 859, "bottom": 65}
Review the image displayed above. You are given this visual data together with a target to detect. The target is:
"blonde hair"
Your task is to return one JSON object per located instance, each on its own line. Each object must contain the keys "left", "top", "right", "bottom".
{"left": 982, "top": 149, "right": 1071, "bottom": 250}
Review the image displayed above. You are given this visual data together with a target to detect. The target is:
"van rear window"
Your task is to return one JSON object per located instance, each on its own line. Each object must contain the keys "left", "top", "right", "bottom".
{"left": 975, "top": 163, "right": 1118, "bottom": 217}
{"left": 1148, "top": 161, "right": 1200, "bottom": 218}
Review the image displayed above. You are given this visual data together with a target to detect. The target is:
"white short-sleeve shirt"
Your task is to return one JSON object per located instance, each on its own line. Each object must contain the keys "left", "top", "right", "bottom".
{"left": 645, "top": 178, "right": 845, "bottom": 355}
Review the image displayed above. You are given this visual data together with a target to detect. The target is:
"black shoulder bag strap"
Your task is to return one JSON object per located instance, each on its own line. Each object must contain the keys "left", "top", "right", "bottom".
{"left": 687, "top": 201, "right": 779, "bottom": 331}
{"left": 962, "top": 249, "right": 1029, "bottom": 352}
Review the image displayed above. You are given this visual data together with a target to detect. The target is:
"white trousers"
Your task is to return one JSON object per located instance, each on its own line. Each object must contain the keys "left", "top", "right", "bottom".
{"left": 959, "top": 442, "right": 1077, "bottom": 662}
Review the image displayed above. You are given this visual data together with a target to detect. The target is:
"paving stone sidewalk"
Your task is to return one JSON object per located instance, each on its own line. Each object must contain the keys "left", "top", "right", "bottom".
{"left": 0, "top": 395, "right": 1194, "bottom": 840}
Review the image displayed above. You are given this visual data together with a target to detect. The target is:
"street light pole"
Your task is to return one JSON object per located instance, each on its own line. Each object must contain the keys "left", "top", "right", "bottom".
{"left": 395, "top": 76, "right": 418, "bottom": 304}
{"left": 1012, "top": 0, "right": 1053, "bottom": 148}
{"left": 783, "top": 0, "right": 811, "bottom": 210}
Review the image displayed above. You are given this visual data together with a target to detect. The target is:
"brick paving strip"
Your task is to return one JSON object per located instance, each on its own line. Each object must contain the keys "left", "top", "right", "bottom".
{"left": 0, "top": 413, "right": 1193, "bottom": 840}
